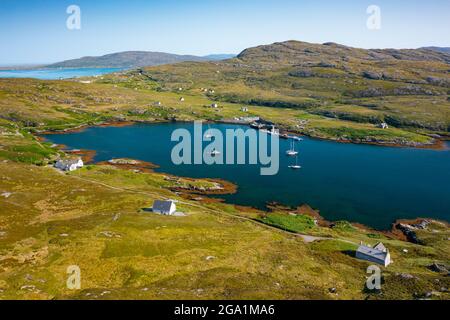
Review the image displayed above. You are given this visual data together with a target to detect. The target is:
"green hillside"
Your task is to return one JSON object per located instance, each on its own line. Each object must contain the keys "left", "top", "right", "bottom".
{"left": 94, "top": 40, "right": 449, "bottom": 146}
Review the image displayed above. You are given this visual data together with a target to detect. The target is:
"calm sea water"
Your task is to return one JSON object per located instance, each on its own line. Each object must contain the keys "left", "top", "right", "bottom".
{"left": 42, "top": 123, "right": 450, "bottom": 230}
{"left": 0, "top": 68, "right": 124, "bottom": 80}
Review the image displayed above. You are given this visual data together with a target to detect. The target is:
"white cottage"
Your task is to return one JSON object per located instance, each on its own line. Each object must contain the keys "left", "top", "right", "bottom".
{"left": 152, "top": 200, "right": 177, "bottom": 216}
{"left": 55, "top": 159, "right": 84, "bottom": 172}
{"left": 356, "top": 242, "right": 391, "bottom": 267}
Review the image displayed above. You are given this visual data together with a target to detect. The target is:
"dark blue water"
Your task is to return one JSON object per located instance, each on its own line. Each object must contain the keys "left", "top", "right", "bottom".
{"left": 0, "top": 68, "right": 124, "bottom": 80}
{"left": 42, "top": 123, "right": 450, "bottom": 230}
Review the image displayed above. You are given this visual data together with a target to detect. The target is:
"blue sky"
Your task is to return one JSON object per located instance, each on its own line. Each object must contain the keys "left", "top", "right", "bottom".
{"left": 0, "top": 0, "right": 449, "bottom": 64}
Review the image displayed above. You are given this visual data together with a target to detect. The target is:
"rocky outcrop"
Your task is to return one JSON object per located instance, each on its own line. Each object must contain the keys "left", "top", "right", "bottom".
{"left": 362, "top": 71, "right": 383, "bottom": 80}
{"left": 395, "top": 223, "right": 423, "bottom": 244}
{"left": 426, "top": 76, "right": 450, "bottom": 87}
{"left": 288, "top": 68, "right": 339, "bottom": 79}
{"left": 428, "top": 263, "right": 449, "bottom": 274}
{"left": 108, "top": 158, "right": 141, "bottom": 165}
{"left": 289, "top": 69, "right": 315, "bottom": 78}
{"left": 350, "top": 85, "right": 440, "bottom": 98}
{"left": 395, "top": 220, "right": 432, "bottom": 245}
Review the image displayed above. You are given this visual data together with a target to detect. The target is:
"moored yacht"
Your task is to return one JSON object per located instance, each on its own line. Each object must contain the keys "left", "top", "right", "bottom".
{"left": 210, "top": 148, "right": 221, "bottom": 156}
{"left": 288, "top": 156, "right": 302, "bottom": 170}
{"left": 290, "top": 135, "right": 303, "bottom": 141}
{"left": 204, "top": 124, "right": 213, "bottom": 139}
{"left": 286, "top": 141, "right": 299, "bottom": 156}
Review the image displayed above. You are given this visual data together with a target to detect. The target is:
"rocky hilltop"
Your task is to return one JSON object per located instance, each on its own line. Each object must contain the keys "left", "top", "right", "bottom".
{"left": 238, "top": 41, "right": 450, "bottom": 65}
{"left": 118, "top": 40, "right": 449, "bottom": 142}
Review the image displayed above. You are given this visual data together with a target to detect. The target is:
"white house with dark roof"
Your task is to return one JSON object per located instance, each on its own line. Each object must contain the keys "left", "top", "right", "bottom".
{"left": 356, "top": 242, "right": 391, "bottom": 267}
{"left": 55, "top": 159, "right": 84, "bottom": 172}
{"left": 152, "top": 200, "right": 176, "bottom": 216}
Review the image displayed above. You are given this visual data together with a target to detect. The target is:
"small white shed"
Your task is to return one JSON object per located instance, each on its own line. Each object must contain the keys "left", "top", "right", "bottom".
{"left": 152, "top": 200, "right": 176, "bottom": 216}
{"left": 356, "top": 242, "right": 391, "bottom": 267}
{"left": 55, "top": 159, "right": 84, "bottom": 172}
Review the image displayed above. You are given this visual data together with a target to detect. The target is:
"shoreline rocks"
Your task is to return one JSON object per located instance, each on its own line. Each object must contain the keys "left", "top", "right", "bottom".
{"left": 108, "top": 158, "right": 141, "bottom": 165}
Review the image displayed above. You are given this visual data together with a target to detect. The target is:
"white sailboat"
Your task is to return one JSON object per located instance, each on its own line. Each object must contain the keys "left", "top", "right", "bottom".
{"left": 286, "top": 140, "right": 298, "bottom": 156}
{"left": 288, "top": 156, "right": 301, "bottom": 170}
{"left": 290, "top": 135, "right": 303, "bottom": 141}
{"left": 209, "top": 148, "right": 221, "bottom": 156}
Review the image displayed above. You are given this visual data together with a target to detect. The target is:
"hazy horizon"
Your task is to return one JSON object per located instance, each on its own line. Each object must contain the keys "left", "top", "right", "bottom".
{"left": 1, "top": 0, "right": 449, "bottom": 65}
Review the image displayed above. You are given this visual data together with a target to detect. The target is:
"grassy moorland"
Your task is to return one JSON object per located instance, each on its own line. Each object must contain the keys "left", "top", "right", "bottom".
{"left": 0, "top": 108, "right": 448, "bottom": 300}
{"left": 0, "top": 41, "right": 449, "bottom": 300}
{"left": 0, "top": 158, "right": 449, "bottom": 300}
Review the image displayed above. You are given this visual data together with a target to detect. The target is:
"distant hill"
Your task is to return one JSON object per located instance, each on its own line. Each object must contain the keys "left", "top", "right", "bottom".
{"left": 0, "top": 64, "right": 45, "bottom": 70}
{"left": 202, "top": 54, "right": 236, "bottom": 60}
{"left": 236, "top": 41, "right": 450, "bottom": 65}
{"left": 124, "top": 40, "right": 450, "bottom": 135}
{"left": 421, "top": 47, "right": 450, "bottom": 54}
{"left": 46, "top": 51, "right": 233, "bottom": 69}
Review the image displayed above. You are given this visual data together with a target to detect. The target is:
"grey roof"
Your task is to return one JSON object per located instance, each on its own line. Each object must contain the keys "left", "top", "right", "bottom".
{"left": 153, "top": 200, "right": 174, "bottom": 212}
{"left": 357, "top": 245, "right": 388, "bottom": 261}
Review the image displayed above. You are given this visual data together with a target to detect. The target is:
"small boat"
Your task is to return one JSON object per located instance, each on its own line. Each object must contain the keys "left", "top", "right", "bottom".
{"left": 288, "top": 156, "right": 302, "bottom": 170}
{"left": 260, "top": 125, "right": 279, "bottom": 136}
{"left": 286, "top": 150, "right": 298, "bottom": 156}
{"left": 286, "top": 141, "right": 298, "bottom": 156}
{"left": 204, "top": 124, "right": 213, "bottom": 139}
{"left": 250, "top": 122, "right": 263, "bottom": 129}
{"left": 289, "top": 135, "right": 303, "bottom": 141}
{"left": 280, "top": 133, "right": 289, "bottom": 140}
{"left": 209, "top": 149, "right": 221, "bottom": 156}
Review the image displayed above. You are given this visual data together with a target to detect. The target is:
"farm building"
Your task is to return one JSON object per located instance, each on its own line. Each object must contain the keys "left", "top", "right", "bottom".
{"left": 356, "top": 242, "right": 391, "bottom": 267}
{"left": 55, "top": 159, "right": 84, "bottom": 172}
{"left": 152, "top": 200, "right": 177, "bottom": 216}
